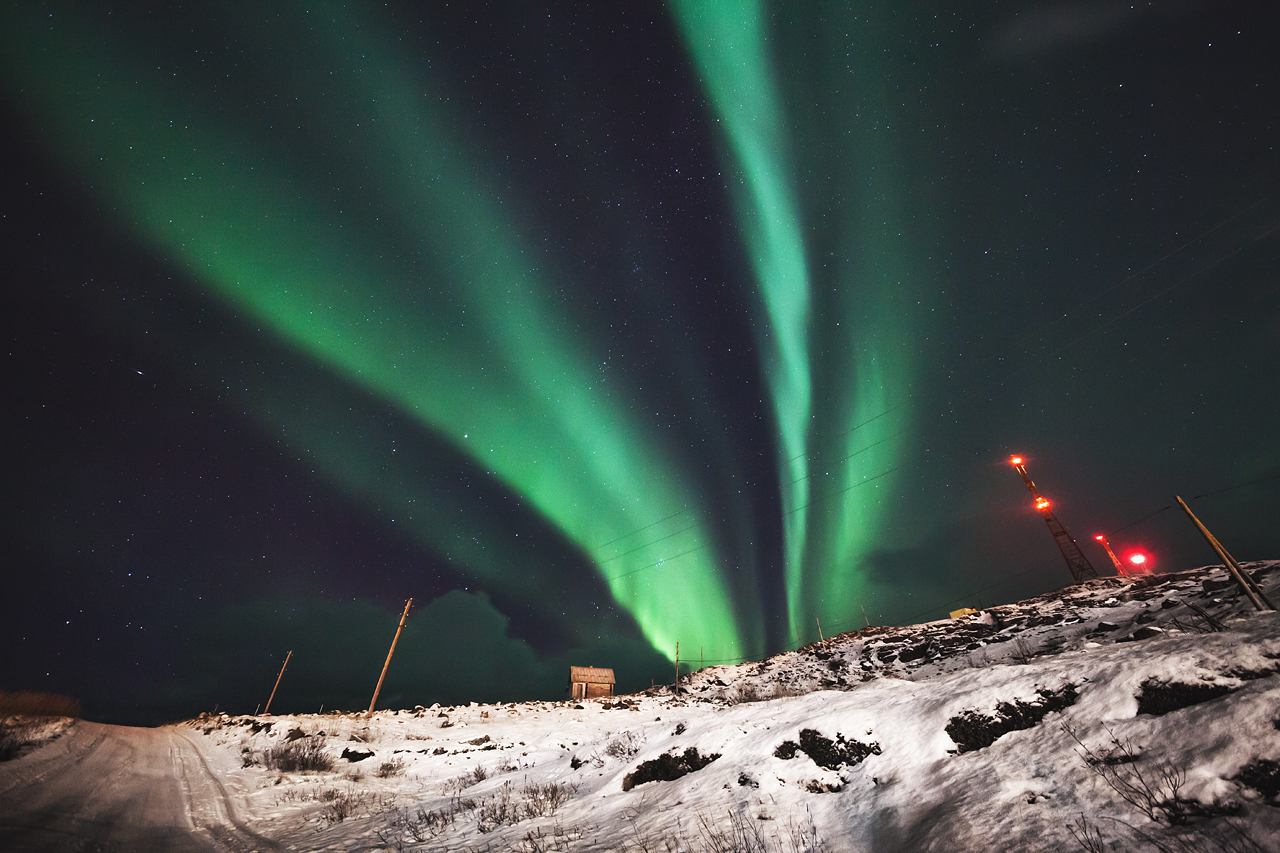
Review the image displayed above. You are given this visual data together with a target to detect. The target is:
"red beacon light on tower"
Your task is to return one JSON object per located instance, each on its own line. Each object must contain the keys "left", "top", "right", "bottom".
{"left": 1126, "top": 551, "right": 1152, "bottom": 574}
{"left": 1008, "top": 452, "right": 1098, "bottom": 583}
{"left": 1094, "top": 534, "right": 1153, "bottom": 576}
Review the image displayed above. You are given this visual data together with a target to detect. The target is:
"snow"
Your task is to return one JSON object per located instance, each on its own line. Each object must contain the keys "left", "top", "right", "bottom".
{"left": 5, "top": 562, "right": 1280, "bottom": 851}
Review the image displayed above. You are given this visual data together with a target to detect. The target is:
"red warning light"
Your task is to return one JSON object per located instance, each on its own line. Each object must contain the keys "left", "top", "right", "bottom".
{"left": 1094, "top": 535, "right": 1105, "bottom": 541}
{"left": 1035, "top": 497, "right": 1050, "bottom": 510}
{"left": 1123, "top": 551, "right": 1152, "bottom": 574}
{"left": 1010, "top": 455, "right": 1023, "bottom": 466}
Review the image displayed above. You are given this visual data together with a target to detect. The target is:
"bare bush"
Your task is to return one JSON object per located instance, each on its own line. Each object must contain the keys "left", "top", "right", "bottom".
{"left": 476, "top": 781, "right": 520, "bottom": 833}
{"left": 516, "top": 822, "right": 584, "bottom": 853}
{"left": 694, "top": 806, "right": 825, "bottom": 853}
{"left": 444, "top": 764, "right": 489, "bottom": 795}
{"left": 262, "top": 736, "right": 335, "bottom": 773}
{"left": 770, "top": 682, "right": 811, "bottom": 700}
{"left": 521, "top": 779, "right": 578, "bottom": 818}
{"left": 376, "top": 756, "right": 407, "bottom": 778}
{"left": 380, "top": 796, "right": 478, "bottom": 844}
{"left": 1068, "top": 813, "right": 1108, "bottom": 853}
{"left": 1065, "top": 725, "right": 1238, "bottom": 827}
{"left": 1069, "top": 812, "right": 1267, "bottom": 853}
{"left": 318, "top": 787, "right": 385, "bottom": 824}
{"left": 473, "top": 778, "right": 580, "bottom": 832}
{"left": 318, "top": 789, "right": 354, "bottom": 824}
{"left": 604, "top": 731, "right": 644, "bottom": 759}
{"left": 1011, "top": 636, "right": 1035, "bottom": 665}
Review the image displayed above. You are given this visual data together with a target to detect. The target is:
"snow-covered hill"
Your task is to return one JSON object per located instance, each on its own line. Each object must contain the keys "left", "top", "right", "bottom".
{"left": 168, "top": 562, "right": 1280, "bottom": 852}
{"left": 6, "top": 563, "right": 1277, "bottom": 851}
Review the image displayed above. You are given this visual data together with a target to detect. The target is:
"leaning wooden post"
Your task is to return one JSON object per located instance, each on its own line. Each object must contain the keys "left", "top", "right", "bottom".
{"left": 263, "top": 650, "right": 292, "bottom": 715}
{"left": 816, "top": 617, "right": 824, "bottom": 642}
{"left": 368, "top": 599, "right": 413, "bottom": 716}
{"left": 1176, "top": 497, "right": 1274, "bottom": 611}
{"left": 674, "top": 642, "right": 680, "bottom": 695}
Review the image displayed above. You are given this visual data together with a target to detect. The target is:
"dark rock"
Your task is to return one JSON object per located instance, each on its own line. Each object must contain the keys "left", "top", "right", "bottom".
{"left": 898, "top": 644, "right": 931, "bottom": 663}
{"left": 621, "top": 747, "right": 720, "bottom": 791}
{"left": 1136, "top": 679, "right": 1231, "bottom": 716}
{"left": 947, "top": 685, "right": 1079, "bottom": 753}
{"left": 1234, "top": 759, "right": 1280, "bottom": 800}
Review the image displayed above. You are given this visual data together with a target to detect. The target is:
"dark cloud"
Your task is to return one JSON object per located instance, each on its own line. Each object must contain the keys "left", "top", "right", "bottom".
{"left": 175, "top": 591, "right": 672, "bottom": 721}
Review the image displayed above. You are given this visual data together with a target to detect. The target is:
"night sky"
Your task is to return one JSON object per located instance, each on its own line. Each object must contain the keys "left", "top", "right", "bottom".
{"left": 3, "top": 2, "right": 1277, "bottom": 725}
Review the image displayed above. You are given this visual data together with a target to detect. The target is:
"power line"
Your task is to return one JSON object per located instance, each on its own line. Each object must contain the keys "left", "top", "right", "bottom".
{"left": 672, "top": 467, "right": 1280, "bottom": 666}
{"left": 581, "top": 198, "right": 1276, "bottom": 596}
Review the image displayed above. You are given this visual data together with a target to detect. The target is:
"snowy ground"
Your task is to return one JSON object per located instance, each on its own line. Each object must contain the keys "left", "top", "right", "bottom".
{"left": 4, "top": 562, "right": 1280, "bottom": 852}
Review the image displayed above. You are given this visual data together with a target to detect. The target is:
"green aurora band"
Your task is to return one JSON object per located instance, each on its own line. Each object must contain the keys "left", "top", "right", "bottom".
{"left": 671, "top": 2, "right": 921, "bottom": 639}
{"left": 3, "top": 2, "right": 925, "bottom": 666}
{"left": 1, "top": 4, "right": 752, "bottom": 663}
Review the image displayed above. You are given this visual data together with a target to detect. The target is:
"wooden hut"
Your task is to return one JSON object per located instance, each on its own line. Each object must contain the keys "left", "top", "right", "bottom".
{"left": 569, "top": 666, "right": 615, "bottom": 700}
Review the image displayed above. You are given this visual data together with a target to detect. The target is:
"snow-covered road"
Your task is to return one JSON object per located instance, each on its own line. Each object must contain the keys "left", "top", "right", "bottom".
{"left": 0, "top": 720, "right": 276, "bottom": 852}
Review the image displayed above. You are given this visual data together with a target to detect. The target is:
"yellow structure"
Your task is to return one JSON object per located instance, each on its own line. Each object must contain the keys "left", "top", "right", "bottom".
{"left": 949, "top": 607, "right": 979, "bottom": 620}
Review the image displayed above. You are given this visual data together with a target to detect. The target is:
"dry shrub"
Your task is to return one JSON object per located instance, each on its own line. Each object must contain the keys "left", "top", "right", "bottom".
{"left": 773, "top": 729, "right": 881, "bottom": 770}
{"left": 622, "top": 747, "right": 720, "bottom": 791}
{"left": 444, "top": 764, "right": 489, "bottom": 794}
{"left": 604, "top": 731, "right": 644, "bottom": 759}
{"left": 946, "top": 684, "right": 1078, "bottom": 753}
{"left": 376, "top": 756, "right": 407, "bottom": 778}
{"left": 263, "top": 735, "right": 335, "bottom": 772}
{"left": 1136, "top": 680, "right": 1231, "bottom": 716}
{"left": 474, "top": 779, "right": 579, "bottom": 832}
{"left": 1065, "top": 724, "right": 1239, "bottom": 826}
{"left": 0, "top": 691, "right": 81, "bottom": 717}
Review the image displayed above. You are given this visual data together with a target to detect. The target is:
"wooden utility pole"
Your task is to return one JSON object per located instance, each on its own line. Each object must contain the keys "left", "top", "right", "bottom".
{"left": 1176, "top": 497, "right": 1274, "bottom": 611}
{"left": 674, "top": 642, "right": 679, "bottom": 695}
{"left": 263, "top": 650, "right": 292, "bottom": 715}
{"left": 368, "top": 599, "right": 413, "bottom": 716}
{"left": 816, "top": 617, "right": 824, "bottom": 642}
{"left": 861, "top": 604, "right": 870, "bottom": 629}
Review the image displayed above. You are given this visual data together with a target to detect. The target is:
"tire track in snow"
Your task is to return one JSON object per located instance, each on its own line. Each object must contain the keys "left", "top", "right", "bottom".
{"left": 171, "top": 728, "right": 282, "bottom": 852}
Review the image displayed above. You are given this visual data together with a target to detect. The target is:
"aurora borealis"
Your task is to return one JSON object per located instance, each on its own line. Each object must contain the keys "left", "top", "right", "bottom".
{"left": 4, "top": 2, "right": 1279, "bottom": 724}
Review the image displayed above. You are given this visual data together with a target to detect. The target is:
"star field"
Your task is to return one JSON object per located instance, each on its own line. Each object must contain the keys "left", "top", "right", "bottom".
{"left": 2, "top": 2, "right": 1277, "bottom": 724}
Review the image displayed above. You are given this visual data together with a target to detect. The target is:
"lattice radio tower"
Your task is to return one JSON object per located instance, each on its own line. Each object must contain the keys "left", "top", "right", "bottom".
{"left": 1009, "top": 455, "right": 1098, "bottom": 583}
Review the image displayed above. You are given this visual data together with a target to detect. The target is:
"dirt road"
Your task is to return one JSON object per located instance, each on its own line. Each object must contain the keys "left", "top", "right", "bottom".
{"left": 0, "top": 720, "right": 278, "bottom": 852}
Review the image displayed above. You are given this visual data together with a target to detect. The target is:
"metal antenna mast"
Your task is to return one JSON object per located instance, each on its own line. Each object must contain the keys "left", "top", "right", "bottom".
{"left": 1009, "top": 455, "right": 1098, "bottom": 583}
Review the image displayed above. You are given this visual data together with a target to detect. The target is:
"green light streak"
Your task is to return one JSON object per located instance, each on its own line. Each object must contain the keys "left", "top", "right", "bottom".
{"left": 668, "top": 1, "right": 815, "bottom": 636}
{"left": 0, "top": 4, "right": 752, "bottom": 662}
{"left": 672, "top": 3, "right": 920, "bottom": 636}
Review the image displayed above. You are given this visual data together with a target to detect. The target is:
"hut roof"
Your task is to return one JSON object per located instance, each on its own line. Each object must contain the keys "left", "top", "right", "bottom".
{"left": 569, "top": 666, "right": 616, "bottom": 684}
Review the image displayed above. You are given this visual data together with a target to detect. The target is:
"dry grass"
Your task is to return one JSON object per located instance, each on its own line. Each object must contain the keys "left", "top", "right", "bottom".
{"left": 0, "top": 690, "right": 81, "bottom": 717}
{"left": 262, "top": 736, "right": 335, "bottom": 772}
